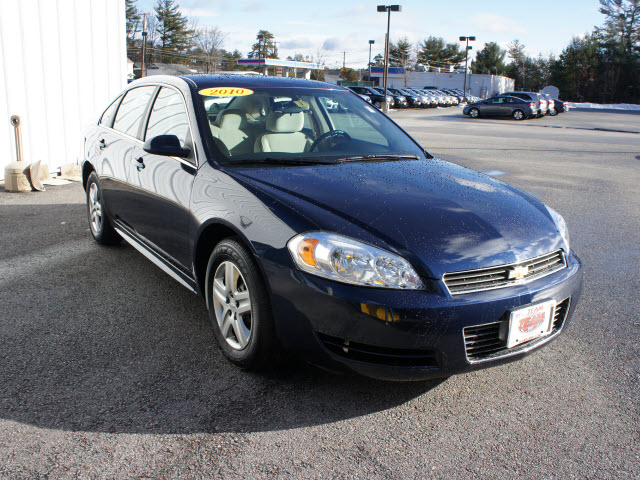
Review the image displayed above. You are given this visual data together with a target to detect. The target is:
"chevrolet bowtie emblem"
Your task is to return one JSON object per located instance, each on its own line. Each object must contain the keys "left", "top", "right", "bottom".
{"left": 508, "top": 265, "right": 529, "bottom": 280}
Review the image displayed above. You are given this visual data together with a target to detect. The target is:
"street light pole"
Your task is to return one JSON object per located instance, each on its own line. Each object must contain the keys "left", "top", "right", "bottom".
{"left": 459, "top": 35, "right": 475, "bottom": 101}
{"left": 368, "top": 40, "right": 375, "bottom": 85}
{"left": 377, "top": 5, "right": 401, "bottom": 113}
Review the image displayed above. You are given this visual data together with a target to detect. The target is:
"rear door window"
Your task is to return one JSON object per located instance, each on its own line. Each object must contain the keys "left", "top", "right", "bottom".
{"left": 113, "top": 86, "right": 156, "bottom": 139}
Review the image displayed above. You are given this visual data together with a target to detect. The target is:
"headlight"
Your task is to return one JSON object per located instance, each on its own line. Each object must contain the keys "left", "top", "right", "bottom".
{"left": 546, "top": 206, "right": 570, "bottom": 251}
{"left": 287, "top": 232, "right": 423, "bottom": 289}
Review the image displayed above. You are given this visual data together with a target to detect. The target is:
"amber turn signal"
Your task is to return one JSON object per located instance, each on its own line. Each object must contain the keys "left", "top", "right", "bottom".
{"left": 297, "top": 238, "right": 319, "bottom": 266}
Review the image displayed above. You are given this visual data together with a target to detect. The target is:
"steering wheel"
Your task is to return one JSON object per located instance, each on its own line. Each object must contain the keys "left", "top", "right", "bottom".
{"left": 309, "top": 130, "right": 352, "bottom": 152}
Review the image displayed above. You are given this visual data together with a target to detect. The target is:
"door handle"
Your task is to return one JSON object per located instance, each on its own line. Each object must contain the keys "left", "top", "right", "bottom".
{"left": 99, "top": 138, "right": 107, "bottom": 150}
{"left": 135, "top": 157, "right": 145, "bottom": 170}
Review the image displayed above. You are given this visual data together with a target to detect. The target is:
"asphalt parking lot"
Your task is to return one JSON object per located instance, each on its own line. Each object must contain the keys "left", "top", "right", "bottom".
{"left": 1, "top": 108, "right": 639, "bottom": 479}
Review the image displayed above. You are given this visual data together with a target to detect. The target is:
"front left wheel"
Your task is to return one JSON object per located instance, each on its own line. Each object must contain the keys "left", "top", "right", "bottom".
{"left": 205, "top": 238, "right": 276, "bottom": 370}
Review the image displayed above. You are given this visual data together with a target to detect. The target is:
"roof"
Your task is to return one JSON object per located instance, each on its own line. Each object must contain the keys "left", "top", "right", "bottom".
{"left": 179, "top": 75, "right": 341, "bottom": 90}
{"left": 236, "top": 58, "right": 325, "bottom": 70}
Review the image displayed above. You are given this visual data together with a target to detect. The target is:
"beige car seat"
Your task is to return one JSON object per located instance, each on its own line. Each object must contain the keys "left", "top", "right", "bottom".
{"left": 213, "top": 109, "right": 254, "bottom": 155}
{"left": 254, "top": 112, "right": 312, "bottom": 153}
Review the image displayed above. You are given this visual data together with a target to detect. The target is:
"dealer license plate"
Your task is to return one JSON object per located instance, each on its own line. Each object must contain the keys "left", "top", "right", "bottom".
{"left": 507, "top": 300, "right": 556, "bottom": 349}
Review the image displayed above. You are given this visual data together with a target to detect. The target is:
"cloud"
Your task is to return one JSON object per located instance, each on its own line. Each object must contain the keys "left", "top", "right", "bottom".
{"left": 182, "top": 8, "right": 219, "bottom": 17}
{"left": 322, "top": 37, "right": 342, "bottom": 51}
{"left": 283, "top": 21, "right": 329, "bottom": 27}
{"left": 468, "top": 13, "right": 529, "bottom": 35}
{"left": 242, "top": 0, "right": 264, "bottom": 12}
{"left": 279, "top": 38, "right": 314, "bottom": 49}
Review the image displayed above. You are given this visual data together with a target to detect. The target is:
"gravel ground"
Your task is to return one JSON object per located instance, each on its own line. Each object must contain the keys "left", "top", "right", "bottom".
{"left": 0, "top": 108, "right": 638, "bottom": 479}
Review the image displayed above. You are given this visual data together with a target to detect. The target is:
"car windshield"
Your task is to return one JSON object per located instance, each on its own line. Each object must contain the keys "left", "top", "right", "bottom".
{"left": 197, "top": 86, "right": 424, "bottom": 163}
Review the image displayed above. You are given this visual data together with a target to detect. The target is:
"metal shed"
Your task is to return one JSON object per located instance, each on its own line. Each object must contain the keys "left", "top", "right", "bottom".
{"left": 0, "top": 0, "right": 128, "bottom": 179}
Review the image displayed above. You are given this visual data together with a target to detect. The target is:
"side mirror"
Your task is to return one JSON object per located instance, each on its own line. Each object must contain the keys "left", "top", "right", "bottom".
{"left": 143, "top": 134, "right": 190, "bottom": 158}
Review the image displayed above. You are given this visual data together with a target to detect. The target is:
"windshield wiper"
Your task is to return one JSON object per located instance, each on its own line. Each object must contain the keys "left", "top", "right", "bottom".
{"left": 336, "top": 154, "right": 421, "bottom": 162}
{"left": 224, "top": 157, "right": 339, "bottom": 166}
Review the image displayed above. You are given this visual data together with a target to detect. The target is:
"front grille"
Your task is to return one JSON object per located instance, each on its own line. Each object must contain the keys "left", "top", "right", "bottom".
{"left": 552, "top": 297, "right": 571, "bottom": 330}
{"left": 316, "top": 332, "right": 438, "bottom": 368}
{"left": 443, "top": 250, "right": 566, "bottom": 295}
{"left": 463, "top": 322, "right": 506, "bottom": 359}
{"left": 463, "top": 297, "right": 571, "bottom": 361}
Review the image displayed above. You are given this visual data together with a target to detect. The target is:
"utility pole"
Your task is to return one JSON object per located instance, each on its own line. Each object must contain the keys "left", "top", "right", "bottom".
{"left": 342, "top": 51, "right": 346, "bottom": 69}
{"left": 141, "top": 14, "right": 148, "bottom": 78}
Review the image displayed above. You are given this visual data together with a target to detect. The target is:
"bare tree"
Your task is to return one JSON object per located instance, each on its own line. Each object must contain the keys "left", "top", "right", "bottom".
{"left": 194, "top": 25, "right": 226, "bottom": 73}
{"left": 309, "top": 40, "right": 330, "bottom": 80}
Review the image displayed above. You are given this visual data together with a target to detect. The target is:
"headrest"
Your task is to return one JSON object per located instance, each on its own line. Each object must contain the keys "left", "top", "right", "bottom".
{"left": 216, "top": 109, "right": 246, "bottom": 129}
{"left": 266, "top": 112, "right": 304, "bottom": 133}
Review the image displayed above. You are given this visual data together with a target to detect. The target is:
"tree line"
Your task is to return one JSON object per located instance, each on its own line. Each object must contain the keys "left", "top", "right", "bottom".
{"left": 379, "top": 1, "right": 640, "bottom": 103}
{"left": 127, "top": 0, "right": 640, "bottom": 103}
{"left": 126, "top": 0, "right": 250, "bottom": 74}
{"left": 126, "top": 0, "right": 326, "bottom": 78}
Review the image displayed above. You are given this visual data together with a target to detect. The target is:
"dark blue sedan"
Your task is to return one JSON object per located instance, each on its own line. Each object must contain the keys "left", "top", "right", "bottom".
{"left": 82, "top": 75, "right": 582, "bottom": 381}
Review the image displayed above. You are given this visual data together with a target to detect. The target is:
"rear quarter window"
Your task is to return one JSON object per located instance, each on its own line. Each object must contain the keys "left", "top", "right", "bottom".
{"left": 100, "top": 95, "right": 122, "bottom": 127}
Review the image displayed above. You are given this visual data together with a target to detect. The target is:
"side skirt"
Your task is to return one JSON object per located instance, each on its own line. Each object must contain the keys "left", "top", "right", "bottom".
{"left": 114, "top": 225, "right": 198, "bottom": 294}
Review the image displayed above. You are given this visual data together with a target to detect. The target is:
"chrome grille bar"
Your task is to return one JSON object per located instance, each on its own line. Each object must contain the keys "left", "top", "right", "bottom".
{"left": 443, "top": 250, "right": 566, "bottom": 295}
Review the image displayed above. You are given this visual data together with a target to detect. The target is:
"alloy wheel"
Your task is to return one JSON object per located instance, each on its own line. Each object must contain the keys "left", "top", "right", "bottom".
{"left": 88, "top": 182, "right": 103, "bottom": 235}
{"left": 469, "top": 108, "right": 479, "bottom": 118}
{"left": 513, "top": 110, "right": 524, "bottom": 120}
{"left": 212, "top": 260, "right": 252, "bottom": 350}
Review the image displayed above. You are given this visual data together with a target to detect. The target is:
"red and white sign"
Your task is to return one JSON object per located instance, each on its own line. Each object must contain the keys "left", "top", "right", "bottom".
{"left": 507, "top": 300, "right": 556, "bottom": 348}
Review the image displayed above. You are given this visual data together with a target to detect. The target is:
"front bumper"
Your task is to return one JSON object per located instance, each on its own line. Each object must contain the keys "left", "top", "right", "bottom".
{"left": 262, "top": 250, "right": 583, "bottom": 381}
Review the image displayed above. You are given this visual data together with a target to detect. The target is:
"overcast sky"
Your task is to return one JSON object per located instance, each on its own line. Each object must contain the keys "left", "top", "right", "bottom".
{"left": 136, "top": 0, "right": 605, "bottom": 68}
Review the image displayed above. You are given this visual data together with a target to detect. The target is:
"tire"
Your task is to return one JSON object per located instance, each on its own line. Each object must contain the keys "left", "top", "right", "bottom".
{"left": 86, "top": 172, "right": 121, "bottom": 245}
{"left": 205, "top": 238, "right": 275, "bottom": 370}
{"left": 512, "top": 109, "right": 525, "bottom": 121}
{"left": 550, "top": 108, "right": 557, "bottom": 116}
{"left": 469, "top": 108, "right": 480, "bottom": 118}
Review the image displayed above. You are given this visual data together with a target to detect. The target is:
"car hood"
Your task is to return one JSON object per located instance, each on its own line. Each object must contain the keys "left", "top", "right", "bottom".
{"left": 227, "top": 158, "right": 563, "bottom": 278}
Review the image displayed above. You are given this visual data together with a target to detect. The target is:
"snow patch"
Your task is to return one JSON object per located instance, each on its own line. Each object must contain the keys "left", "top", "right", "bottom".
{"left": 568, "top": 102, "right": 640, "bottom": 111}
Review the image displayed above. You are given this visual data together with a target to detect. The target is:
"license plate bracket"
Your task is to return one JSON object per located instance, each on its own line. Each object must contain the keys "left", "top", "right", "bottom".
{"left": 507, "top": 300, "right": 556, "bottom": 348}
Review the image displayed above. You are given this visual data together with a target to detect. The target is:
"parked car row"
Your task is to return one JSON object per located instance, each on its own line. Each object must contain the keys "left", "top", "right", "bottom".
{"left": 347, "top": 86, "right": 477, "bottom": 109}
{"left": 463, "top": 91, "right": 570, "bottom": 120}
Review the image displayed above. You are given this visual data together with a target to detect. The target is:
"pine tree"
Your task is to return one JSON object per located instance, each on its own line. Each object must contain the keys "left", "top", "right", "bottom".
{"left": 126, "top": 0, "right": 141, "bottom": 45}
{"left": 471, "top": 42, "right": 506, "bottom": 74}
{"left": 155, "top": 0, "right": 193, "bottom": 61}
{"left": 248, "top": 30, "right": 278, "bottom": 59}
{"left": 389, "top": 36, "right": 412, "bottom": 69}
{"left": 416, "top": 37, "right": 465, "bottom": 67}
{"left": 596, "top": 0, "right": 640, "bottom": 102}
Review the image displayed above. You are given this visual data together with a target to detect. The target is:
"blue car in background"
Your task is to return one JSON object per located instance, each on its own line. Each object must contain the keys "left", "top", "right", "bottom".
{"left": 82, "top": 75, "right": 582, "bottom": 381}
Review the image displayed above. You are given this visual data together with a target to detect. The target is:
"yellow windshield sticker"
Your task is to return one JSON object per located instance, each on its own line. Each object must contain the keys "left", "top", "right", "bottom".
{"left": 294, "top": 100, "right": 309, "bottom": 108}
{"left": 198, "top": 87, "right": 253, "bottom": 97}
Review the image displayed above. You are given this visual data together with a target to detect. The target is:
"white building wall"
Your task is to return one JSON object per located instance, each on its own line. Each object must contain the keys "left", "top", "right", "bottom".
{"left": 393, "top": 72, "right": 515, "bottom": 98}
{"left": 0, "top": 0, "right": 127, "bottom": 179}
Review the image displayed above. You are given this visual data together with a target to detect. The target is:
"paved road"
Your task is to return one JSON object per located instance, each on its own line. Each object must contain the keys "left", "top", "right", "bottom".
{"left": 1, "top": 109, "right": 638, "bottom": 478}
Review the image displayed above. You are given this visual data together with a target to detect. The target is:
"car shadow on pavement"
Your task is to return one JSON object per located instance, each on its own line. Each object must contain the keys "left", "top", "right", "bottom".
{"left": 0, "top": 237, "right": 442, "bottom": 435}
